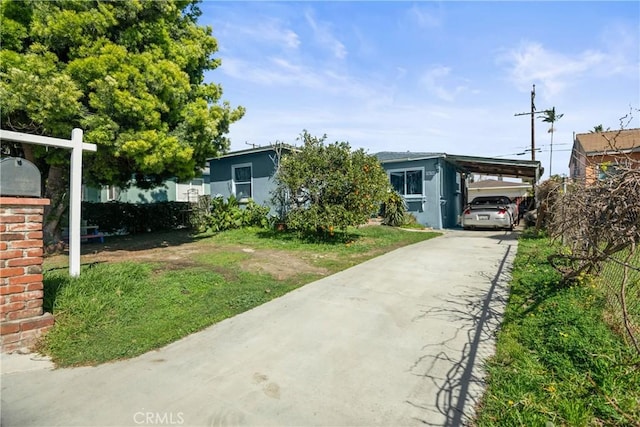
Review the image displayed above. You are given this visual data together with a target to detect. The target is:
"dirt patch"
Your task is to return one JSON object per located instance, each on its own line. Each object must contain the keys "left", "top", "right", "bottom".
{"left": 45, "top": 230, "right": 330, "bottom": 281}
{"left": 239, "top": 249, "right": 329, "bottom": 280}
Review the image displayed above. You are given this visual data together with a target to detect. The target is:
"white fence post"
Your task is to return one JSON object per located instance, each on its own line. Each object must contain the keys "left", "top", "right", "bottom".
{"left": 69, "top": 128, "right": 84, "bottom": 277}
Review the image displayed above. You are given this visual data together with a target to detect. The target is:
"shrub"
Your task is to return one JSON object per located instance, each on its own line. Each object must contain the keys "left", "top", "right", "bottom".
{"left": 274, "top": 131, "right": 390, "bottom": 238}
{"left": 206, "top": 196, "right": 270, "bottom": 232}
{"left": 381, "top": 190, "right": 407, "bottom": 226}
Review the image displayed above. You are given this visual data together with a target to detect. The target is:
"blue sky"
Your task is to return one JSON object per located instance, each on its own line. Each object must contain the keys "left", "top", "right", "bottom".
{"left": 200, "top": 1, "right": 640, "bottom": 179}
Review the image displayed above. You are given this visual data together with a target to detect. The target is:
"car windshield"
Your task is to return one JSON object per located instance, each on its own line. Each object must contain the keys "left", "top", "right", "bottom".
{"left": 470, "top": 196, "right": 512, "bottom": 206}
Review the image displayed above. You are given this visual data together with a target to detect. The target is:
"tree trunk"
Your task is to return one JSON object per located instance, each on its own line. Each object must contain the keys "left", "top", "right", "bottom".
{"left": 42, "top": 164, "right": 70, "bottom": 244}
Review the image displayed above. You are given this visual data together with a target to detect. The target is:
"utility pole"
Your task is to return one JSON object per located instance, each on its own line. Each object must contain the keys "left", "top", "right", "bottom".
{"left": 515, "top": 84, "right": 545, "bottom": 162}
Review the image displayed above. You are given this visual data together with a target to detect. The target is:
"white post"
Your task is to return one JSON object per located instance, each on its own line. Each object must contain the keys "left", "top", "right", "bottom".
{"left": 0, "top": 128, "right": 96, "bottom": 277}
{"left": 69, "top": 128, "right": 84, "bottom": 277}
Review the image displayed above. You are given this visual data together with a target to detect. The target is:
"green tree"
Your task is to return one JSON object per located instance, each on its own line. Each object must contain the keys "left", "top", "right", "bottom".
{"left": 538, "top": 107, "right": 563, "bottom": 176}
{"left": 274, "top": 131, "right": 390, "bottom": 237}
{"left": 0, "top": 0, "right": 244, "bottom": 241}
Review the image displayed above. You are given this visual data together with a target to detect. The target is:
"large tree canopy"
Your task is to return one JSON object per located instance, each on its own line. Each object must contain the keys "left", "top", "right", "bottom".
{"left": 0, "top": 0, "right": 243, "bottom": 240}
{"left": 1, "top": 0, "right": 244, "bottom": 186}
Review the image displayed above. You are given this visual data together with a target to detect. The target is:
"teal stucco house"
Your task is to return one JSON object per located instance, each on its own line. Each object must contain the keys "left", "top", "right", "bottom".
{"left": 376, "top": 152, "right": 541, "bottom": 229}
{"left": 375, "top": 152, "right": 463, "bottom": 229}
{"left": 209, "top": 147, "right": 541, "bottom": 230}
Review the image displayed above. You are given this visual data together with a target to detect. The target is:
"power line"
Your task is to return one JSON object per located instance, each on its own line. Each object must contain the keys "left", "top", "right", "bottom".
{"left": 514, "top": 84, "right": 548, "bottom": 162}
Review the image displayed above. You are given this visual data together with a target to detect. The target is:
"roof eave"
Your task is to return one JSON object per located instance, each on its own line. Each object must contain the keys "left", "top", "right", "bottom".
{"left": 378, "top": 154, "right": 445, "bottom": 164}
{"left": 208, "top": 144, "right": 298, "bottom": 161}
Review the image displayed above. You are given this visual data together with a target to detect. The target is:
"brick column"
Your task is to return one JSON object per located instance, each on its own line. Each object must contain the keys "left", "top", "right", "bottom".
{"left": 0, "top": 197, "right": 54, "bottom": 353}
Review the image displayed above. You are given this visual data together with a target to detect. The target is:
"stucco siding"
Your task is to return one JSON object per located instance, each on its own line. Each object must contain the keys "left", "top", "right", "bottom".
{"left": 209, "top": 150, "right": 279, "bottom": 207}
{"left": 381, "top": 158, "right": 441, "bottom": 229}
{"left": 440, "top": 161, "right": 461, "bottom": 228}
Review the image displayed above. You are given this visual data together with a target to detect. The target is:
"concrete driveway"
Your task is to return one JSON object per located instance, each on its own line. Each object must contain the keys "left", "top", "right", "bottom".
{"left": 1, "top": 230, "right": 517, "bottom": 427}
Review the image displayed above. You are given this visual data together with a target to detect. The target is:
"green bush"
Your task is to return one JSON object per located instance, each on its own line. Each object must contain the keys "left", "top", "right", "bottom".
{"left": 274, "top": 131, "right": 390, "bottom": 238}
{"left": 206, "top": 196, "right": 270, "bottom": 232}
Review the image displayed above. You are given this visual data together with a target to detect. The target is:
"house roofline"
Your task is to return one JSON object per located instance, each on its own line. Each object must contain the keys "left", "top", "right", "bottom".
{"left": 208, "top": 143, "right": 298, "bottom": 161}
{"left": 377, "top": 154, "right": 445, "bottom": 164}
{"left": 584, "top": 146, "right": 640, "bottom": 156}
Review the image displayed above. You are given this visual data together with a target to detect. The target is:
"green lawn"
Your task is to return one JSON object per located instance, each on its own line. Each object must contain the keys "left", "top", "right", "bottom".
{"left": 474, "top": 233, "right": 640, "bottom": 426}
{"left": 40, "top": 226, "right": 439, "bottom": 367}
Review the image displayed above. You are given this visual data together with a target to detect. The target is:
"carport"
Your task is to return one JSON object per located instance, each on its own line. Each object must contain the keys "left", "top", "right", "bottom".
{"left": 377, "top": 151, "right": 542, "bottom": 229}
{"left": 445, "top": 154, "right": 542, "bottom": 182}
{"left": 444, "top": 154, "right": 543, "bottom": 222}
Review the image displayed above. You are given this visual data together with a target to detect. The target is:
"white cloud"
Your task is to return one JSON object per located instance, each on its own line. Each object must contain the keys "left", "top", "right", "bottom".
{"left": 420, "top": 65, "right": 469, "bottom": 102}
{"left": 219, "top": 55, "right": 393, "bottom": 107}
{"left": 220, "top": 56, "right": 323, "bottom": 88}
{"left": 407, "top": 4, "right": 443, "bottom": 29}
{"left": 215, "top": 18, "right": 300, "bottom": 52}
{"left": 304, "top": 10, "right": 347, "bottom": 59}
{"left": 499, "top": 40, "right": 635, "bottom": 98}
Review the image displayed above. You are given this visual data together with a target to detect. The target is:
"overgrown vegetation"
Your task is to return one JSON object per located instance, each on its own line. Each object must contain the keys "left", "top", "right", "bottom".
{"left": 40, "top": 226, "right": 439, "bottom": 367}
{"left": 538, "top": 124, "right": 640, "bottom": 353}
{"left": 475, "top": 234, "right": 640, "bottom": 426}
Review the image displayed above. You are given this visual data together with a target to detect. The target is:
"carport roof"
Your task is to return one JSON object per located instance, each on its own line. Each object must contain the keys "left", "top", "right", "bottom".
{"left": 376, "top": 152, "right": 542, "bottom": 181}
{"left": 445, "top": 154, "right": 542, "bottom": 181}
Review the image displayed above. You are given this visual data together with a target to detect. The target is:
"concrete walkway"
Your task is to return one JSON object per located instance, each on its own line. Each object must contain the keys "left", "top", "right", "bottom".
{"left": 1, "top": 230, "right": 517, "bottom": 427}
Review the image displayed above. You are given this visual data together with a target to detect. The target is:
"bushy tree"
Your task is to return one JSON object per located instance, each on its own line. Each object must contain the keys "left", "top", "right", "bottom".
{"left": 0, "top": 0, "right": 244, "bottom": 241}
{"left": 274, "top": 131, "right": 390, "bottom": 237}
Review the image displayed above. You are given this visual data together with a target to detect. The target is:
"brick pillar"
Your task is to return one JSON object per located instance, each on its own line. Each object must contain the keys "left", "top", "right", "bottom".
{"left": 0, "top": 197, "right": 54, "bottom": 353}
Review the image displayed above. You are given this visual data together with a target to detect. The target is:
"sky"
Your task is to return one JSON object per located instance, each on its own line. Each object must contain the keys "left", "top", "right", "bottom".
{"left": 199, "top": 1, "right": 640, "bottom": 180}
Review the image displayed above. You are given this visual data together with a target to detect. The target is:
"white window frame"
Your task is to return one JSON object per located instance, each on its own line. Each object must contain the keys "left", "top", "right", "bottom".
{"left": 387, "top": 167, "right": 425, "bottom": 198}
{"left": 231, "top": 162, "right": 253, "bottom": 200}
{"left": 105, "top": 185, "right": 120, "bottom": 201}
{"left": 176, "top": 178, "right": 205, "bottom": 202}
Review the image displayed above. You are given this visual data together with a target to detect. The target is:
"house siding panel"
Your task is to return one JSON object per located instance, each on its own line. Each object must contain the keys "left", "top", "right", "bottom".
{"left": 440, "top": 161, "right": 462, "bottom": 228}
{"left": 210, "top": 150, "right": 279, "bottom": 207}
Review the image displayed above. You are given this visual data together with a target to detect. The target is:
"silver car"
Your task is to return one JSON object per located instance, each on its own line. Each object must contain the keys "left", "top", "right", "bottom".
{"left": 461, "top": 196, "right": 516, "bottom": 231}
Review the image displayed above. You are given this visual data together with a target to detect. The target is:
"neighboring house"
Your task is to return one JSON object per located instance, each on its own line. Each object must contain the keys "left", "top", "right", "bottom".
{"left": 83, "top": 167, "right": 211, "bottom": 203}
{"left": 569, "top": 128, "right": 640, "bottom": 184}
{"left": 209, "top": 147, "right": 540, "bottom": 230}
{"left": 467, "top": 179, "right": 532, "bottom": 201}
{"left": 209, "top": 144, "right": 295, "bottom": 207}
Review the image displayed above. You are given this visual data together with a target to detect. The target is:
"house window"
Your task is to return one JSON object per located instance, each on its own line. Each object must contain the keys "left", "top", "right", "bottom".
{"left": 105, "top": 185, "right": 120, "bottom": 201}
{"left": 232, "top": 163, "right": 252, "bottom": 199}
{"left": 389, "top": 169, "right": 423, "bottom": 196}
{"left": 177, "top": 178, "right": 205, "bottom": 202}
{"left": 597, "top": 162, "right": 622, "bottom": 180}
